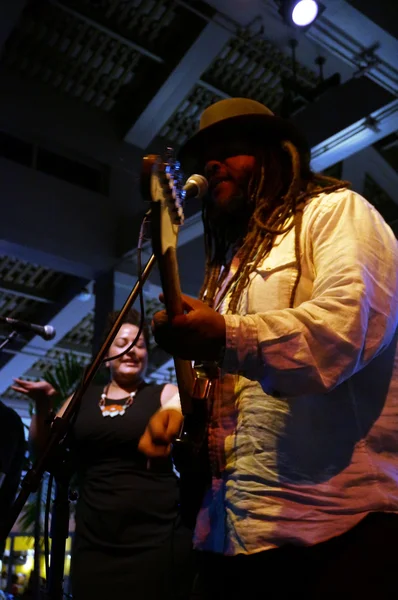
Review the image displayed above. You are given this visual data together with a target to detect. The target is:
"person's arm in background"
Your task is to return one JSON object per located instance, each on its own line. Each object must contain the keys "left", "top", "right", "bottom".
{"left": 0, "top": 405, "right": 26, "bottom": 555}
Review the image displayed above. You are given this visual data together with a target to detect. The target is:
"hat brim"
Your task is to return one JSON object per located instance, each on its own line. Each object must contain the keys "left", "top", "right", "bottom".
{"left": 177, "top": 113, "right": 310, "bottom": 175}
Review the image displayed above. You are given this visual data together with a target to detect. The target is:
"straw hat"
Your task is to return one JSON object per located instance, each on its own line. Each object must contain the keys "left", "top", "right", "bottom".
{"left": 177, "top": 97, "right": 309, "bottom": 174}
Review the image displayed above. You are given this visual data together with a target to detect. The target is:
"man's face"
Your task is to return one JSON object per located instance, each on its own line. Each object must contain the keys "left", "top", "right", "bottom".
{"left": 203, "top": 140, "right": 257, "bottom": 219}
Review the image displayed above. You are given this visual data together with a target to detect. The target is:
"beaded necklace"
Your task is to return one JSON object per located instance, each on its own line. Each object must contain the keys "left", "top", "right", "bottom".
{"left": 98, "top": 382, "right": 137, "bottom": 418}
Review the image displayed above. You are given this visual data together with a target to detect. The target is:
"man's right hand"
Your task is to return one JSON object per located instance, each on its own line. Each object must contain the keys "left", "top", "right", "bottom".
{"left": 11, "top": 378, "right": 57, "bottom": 404}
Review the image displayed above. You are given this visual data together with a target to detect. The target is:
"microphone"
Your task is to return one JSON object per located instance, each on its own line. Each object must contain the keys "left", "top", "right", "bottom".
{"left": 0, "top": 316, "right": 56, "bottom": 341}
{"left": 182, "top": 174, "right": 208, "bottom": 200}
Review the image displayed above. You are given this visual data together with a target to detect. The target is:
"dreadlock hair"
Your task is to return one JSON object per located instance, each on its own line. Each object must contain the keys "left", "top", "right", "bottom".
{"left": 102, "top": 308, "right": 150, "bottom": 350}
{"left": 199, "top": 140, "right": 350, "bottom": 313}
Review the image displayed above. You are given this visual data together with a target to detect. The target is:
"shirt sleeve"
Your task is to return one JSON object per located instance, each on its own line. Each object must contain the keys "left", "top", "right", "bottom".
{"left": 222, "top": 190, "right": 398, "bottom": 396}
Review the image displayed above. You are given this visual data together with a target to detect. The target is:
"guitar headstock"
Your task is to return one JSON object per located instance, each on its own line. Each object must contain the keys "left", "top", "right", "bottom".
{"left": 141, "top": 151, "right": 185, "bottom": 257}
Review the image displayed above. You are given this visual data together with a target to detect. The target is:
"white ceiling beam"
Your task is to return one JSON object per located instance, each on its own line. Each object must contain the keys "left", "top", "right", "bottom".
{"left": 124, "top": 20, "right": 233, "bottom": 148}
{"left": 310, "top": 99, "right": 398, "bottom": 172}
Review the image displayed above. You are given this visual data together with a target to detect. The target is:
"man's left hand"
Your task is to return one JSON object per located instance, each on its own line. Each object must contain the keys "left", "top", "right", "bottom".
{"left": 152, "top": 294, "right": 226, "bottom": 362}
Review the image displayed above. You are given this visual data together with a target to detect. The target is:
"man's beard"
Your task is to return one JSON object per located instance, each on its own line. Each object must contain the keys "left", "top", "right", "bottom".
{"left": 205, "top": 188, "right": 253, "bottom": 245}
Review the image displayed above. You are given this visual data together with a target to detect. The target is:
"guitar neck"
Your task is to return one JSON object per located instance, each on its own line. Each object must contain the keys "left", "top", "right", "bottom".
{"left": 158, "top": 247, "right": 194, "bottom": 415}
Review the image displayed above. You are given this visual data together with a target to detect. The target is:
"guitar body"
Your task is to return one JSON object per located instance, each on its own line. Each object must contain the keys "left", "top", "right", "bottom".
{"left": 141, "top": 154, "right": 213, "bottom": 527}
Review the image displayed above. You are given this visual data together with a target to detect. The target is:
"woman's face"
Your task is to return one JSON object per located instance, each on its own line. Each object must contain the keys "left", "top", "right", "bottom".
{"left": 107, "top": 323, "right": 148, "bottom": 384}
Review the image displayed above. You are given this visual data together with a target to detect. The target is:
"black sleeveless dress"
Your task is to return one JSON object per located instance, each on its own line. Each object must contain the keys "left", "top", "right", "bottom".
{"left": 69, "top": 382, "right": 194, "bottom": 600}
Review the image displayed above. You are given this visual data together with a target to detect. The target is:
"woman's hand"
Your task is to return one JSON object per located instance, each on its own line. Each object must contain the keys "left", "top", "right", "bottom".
{"left": 11, "top": 378, "right": 57, "bottom": 406}
{"left": 138, "top": 409, "right": 183, "bottom": 458}
{"left": 152, "top": 294, "right": 226, "bottom": 362}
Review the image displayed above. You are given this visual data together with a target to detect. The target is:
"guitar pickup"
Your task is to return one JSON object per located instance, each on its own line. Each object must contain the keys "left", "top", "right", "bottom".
{"left": 192, "top": 377, "right": 213, "bottom": 401}
{"left": 191, "top": 361, "right": 219, "bottom": 401}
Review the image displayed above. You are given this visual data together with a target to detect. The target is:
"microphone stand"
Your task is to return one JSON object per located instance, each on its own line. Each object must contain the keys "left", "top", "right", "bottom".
{"left": 0, "top": 329, "right": 18, "bottom": 353}
{"left": 0, "top": 253, "right": 157, "bottom": 600}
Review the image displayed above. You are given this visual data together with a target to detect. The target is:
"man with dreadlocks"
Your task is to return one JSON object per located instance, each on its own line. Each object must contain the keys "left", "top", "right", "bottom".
{"left": 139, "top": 98, "right": 398, "bottom": 599}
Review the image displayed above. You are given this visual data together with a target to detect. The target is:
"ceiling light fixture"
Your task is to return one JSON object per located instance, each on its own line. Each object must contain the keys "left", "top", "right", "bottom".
{"left": 278, "top": 0, "right": 323, "bottom": 29}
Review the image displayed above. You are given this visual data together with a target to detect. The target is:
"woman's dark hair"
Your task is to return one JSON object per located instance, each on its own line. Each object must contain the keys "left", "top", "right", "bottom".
{"left": 102, "top": 308, "right": 150, "bottom": 349}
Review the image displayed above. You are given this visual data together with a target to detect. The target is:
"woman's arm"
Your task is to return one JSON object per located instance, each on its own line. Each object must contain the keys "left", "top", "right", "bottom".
{"left": 138, "top": 383, "right": 183, "bottom": 457}
{"left": 12, "top": 378, "right": 72, "bottom": 457}
{"left": 160, "top": 382, "right": 182, "bottom": 412}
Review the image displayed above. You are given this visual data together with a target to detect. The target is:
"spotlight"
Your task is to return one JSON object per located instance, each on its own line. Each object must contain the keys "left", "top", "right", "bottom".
{"left": 278, "top": 0, "right": 322, "bottom": 29}
{"left": 292, "top": 0, "right": 318, "bottom": 26}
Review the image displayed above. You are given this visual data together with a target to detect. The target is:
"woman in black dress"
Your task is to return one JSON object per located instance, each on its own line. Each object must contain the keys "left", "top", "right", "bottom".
{"left": 13, "top": 309, "right": 195, "bottom": 600}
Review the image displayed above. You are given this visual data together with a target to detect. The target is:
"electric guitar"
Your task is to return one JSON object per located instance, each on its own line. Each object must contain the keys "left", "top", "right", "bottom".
{"left": 140, "top": 152, "right": 215, "bottom": 526}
